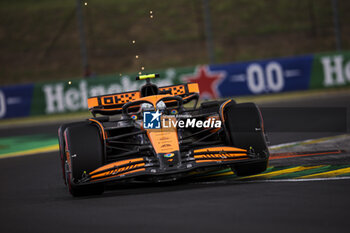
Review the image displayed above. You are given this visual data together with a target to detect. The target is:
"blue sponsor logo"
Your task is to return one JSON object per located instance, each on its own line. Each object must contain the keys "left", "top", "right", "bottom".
{"left": 143, "top": 110, "right": 161, "bottom": 129}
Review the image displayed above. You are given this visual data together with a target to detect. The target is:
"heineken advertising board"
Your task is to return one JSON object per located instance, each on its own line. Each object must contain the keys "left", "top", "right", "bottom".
{"left": 0, "top": 51, "right": 349, "bottom": 119}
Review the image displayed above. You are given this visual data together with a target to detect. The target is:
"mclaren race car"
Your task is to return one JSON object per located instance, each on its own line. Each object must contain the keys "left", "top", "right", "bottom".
{"left": 58, "top": 74, "right": 269, "bottom": 196}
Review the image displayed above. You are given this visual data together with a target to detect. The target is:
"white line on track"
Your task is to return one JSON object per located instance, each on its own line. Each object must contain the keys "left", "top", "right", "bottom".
{"left": 195, "top": 176, "right": 350, "bottom": 185}
{"left": 269, "top": 134, "right": 349, "bottom": 150}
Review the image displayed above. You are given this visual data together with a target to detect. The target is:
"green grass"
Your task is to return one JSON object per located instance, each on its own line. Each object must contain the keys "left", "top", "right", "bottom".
{"left": 0, "top": 111, "right": 91, "bottom": 128}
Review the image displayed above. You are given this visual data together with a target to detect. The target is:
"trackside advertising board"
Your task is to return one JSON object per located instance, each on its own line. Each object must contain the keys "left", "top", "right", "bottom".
{"left": 0, "top": 84, "right": 34, "bottom": 119}
{"left": 1, "top": 51, "right": 349, "bottom": 119}
{"left": 311, "top": 51, "right": 350, "bottom": 89}
{"left": 30, "top": 67, "right": 193, "bottom": 116}
{"left": 208, "top": 55, "right": 313, "bottom": 97}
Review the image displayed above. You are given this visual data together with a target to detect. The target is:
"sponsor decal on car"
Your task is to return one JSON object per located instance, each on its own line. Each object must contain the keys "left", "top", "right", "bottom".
{"left": 164, "top": 153, "right": 174, "bottom": 158}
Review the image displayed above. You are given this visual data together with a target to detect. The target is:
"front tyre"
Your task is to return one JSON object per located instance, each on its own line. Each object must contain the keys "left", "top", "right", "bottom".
{"left": 223, "top": 102, "right": 269, "bottom": 176}
{"left": 65, "top": 123, "right": 104, "bottom": 196}
{"left": 58, "top": 121, "right": 86, "bottom": 184}
{"left": 233, "top": 160, "right": 268, "bottom": 176}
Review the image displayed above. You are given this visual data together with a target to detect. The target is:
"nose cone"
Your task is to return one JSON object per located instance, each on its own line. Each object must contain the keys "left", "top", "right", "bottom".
{"left": 157, "top": 151, "right": 181, "bottom": 171}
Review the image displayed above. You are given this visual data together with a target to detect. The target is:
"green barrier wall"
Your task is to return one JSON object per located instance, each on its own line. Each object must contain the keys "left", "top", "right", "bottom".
{"left": 311, "top": 51, "right": 350, "bottom": 89}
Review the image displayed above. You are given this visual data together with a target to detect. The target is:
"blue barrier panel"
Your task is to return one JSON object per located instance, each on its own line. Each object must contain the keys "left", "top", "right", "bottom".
{"left": 209, "top": 55, "right": 314, "bottom": 97}
{"left": 0, "top": 84, "right": 34, "bottom": 119}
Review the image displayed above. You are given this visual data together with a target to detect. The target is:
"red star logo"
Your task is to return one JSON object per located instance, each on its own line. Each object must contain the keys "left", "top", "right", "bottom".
{"left": 182, "top": 66, "right": 225, "bottom": 99}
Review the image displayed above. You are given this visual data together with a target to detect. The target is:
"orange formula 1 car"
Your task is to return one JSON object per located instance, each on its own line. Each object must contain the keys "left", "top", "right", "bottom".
{"left": 58, "top": 74, "right": 269, "bottom": 196}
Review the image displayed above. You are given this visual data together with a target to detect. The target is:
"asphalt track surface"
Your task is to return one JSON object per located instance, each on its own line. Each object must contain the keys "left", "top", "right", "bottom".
{"left": 1, "top": 91, "right": 350, "bottom": 233}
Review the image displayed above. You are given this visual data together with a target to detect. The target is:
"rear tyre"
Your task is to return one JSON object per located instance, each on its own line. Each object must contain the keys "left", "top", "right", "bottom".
{"left": 65, "top": 123, "right": 104, "bottom": 196}
{"left": 223, "top": 102, "right": 269, "bottom": 176}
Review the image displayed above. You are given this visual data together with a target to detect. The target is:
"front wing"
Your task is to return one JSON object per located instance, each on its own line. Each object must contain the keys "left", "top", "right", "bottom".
{"left": 73, "top": 146, "right": 268, "bottom": 186}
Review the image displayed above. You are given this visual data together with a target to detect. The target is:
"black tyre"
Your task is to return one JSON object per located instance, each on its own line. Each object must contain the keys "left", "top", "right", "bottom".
{"left": 232, "top": 160, "right": 268, "bottom": 177}
{"left": 223, "top": 102, "right": 269, "bottom": 176}
{"left": 65, "top": 123, "right": 104, "bottom": 196}
{"left": 58, "top": 121, "right": 86, "bottom": 184}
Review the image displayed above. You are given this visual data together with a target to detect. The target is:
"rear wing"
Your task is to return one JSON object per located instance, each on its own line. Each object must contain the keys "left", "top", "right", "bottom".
{"left": 87, "top": 83, "right": 199, "bottom": 116}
